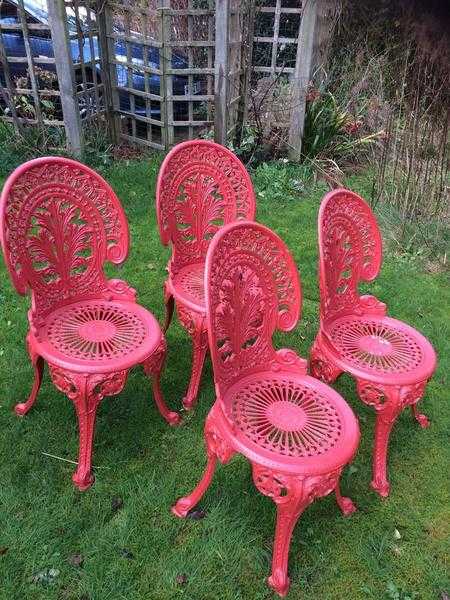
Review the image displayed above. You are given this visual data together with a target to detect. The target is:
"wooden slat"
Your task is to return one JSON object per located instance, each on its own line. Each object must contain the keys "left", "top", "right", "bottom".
{"left": 214, "top": 0, "right": 229, "bottom": 145}
{"left": 47, "top": 0, "right": 82, "bottom": 155}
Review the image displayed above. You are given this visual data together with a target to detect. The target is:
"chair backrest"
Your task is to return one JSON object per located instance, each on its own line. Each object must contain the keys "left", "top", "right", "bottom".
{"left": 0, "top": 157, "right": 129, "bottom": 325}
{"left": 318, "top": 188, "right": 382, "bottom": 323}
{"left": 156, "top": 140, "right": 256, "bottom": 274}
{"left": 205, "top": 221, "right": 301, "bottom": 399}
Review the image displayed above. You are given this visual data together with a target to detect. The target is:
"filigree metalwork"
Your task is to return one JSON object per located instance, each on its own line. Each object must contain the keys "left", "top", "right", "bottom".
{"left": 156, "top": 141, "right": 256, "bottom": 411}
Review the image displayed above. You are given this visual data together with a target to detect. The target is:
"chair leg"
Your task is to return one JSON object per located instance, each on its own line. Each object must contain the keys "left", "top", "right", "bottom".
{"left": 143, "top": 338, "right": 181, "bottom": 426}
{"left": 15, "top": 345, "right": 44, "bottom": 416}
{"left": 172, "top": 453, "right": 217, "bottom": 517}
{"left": 269, "top": 493, "right": 308, "bottom": 597}
{"left": 309, "top": 338, "right": 342, "bottom": 383}
{"left": 411, "top": 402, "right": 430, "bottom": 429}
{"left": 335, "top": 479, "right": 357, "bottom": 516}
{"left": 172, "top": 417, "right": 235, "bottom": 517}
{"left": 48, "top": 366, "right": 128, "bottom": 491}
{"left": 252, "top": 466, "right": 315, "bottom": 597}
{"left": 163, "top": 289, "right": 175, "bottom": 333}
{"left": 183, "top": 325, "right": 208, "bottom": 410}
{"left": 176, "top": 306, "right": 208, "bottom": 410}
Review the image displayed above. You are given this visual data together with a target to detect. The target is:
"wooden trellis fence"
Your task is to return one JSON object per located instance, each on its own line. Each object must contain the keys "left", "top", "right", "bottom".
{"left": 0, "top": 0, "right": 335, "bottom": 156}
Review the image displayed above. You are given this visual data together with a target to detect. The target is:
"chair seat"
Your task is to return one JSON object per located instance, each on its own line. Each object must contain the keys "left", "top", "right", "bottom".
{"left": 170, "top": 263, "right": 205, "bottom": 312}
{"left": 218, "top": 373, "right": 359, "bottom": 476}
{"left": 324, "top": 315, "right": 436, "bottom": 385}
{"left": 33, "top": 299, "right": 163, "bottom": 373}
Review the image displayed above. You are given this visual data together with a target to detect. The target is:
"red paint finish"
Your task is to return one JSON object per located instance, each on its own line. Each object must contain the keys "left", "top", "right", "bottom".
{"left": 1, "top": 157, "right": 180, "bottom": 490}
{"left": 156, "top": 140, "right": 256, "bottom": 410}
{"left": 310, "top": 188, "right": 437, "bottom": 497}
{"left": 172, "top": 222, "right": 360, "bottom": 596}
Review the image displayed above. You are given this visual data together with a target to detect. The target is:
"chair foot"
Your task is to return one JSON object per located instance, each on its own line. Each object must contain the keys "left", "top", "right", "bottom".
{"left": 411, "top": 404, "right": 430, "bottom": 429}
{"left": 15, "top": 403, "right": 31, "bottom": 416}
{"left": 267, "top": 572, "right": 290, "bottom": 598}
{"left": 182, "top": 394, "right": 197, "bottom": 411}
{"left": 15, "top": 351, "right": 44, "bottom": 416}
{"left": 172, "top": 453, "right": 217, "bottom": 518}
{"left": 72, "top": 469, "right": 95, "bottom": 491}
{"left": 335, "top": 483, "right": 357, "bottom": 516}
{"left": 171, "top": 498, "right": 194, "bottom": 518}
{"left": 371, "top": 477, "right": 390, "bottom": 498}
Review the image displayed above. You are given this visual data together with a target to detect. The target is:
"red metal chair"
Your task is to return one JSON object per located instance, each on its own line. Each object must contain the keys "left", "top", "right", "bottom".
{"left": 310, "top": 189, "right": 437, "bottom": 498}
{"left": 156, "top": 140, "right": 256, "bottom": 410}
{"left": 0, "top": 157, "right": 180, "bottom": 490}
{"left": 172, "top": 221, "right": 360, "bottom": 597}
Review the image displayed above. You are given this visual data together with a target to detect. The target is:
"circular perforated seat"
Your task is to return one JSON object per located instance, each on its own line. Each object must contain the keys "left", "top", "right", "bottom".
{"left": 170, "top": 263, "right": 205, "bottom": 311}
{"left": 324, "top": 315, "right": 436, "bottom": 385}
{"left": 34, "top": 299, "right": 163, "bottom": 373}
{"left": 219, "top": 373, "right": 359, "bottom": 476}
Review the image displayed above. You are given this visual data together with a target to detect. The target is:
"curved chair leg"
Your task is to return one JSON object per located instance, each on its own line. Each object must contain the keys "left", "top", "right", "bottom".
{"left": 49, "top": 366, "right": 128, "bottom": 491}
{"left": 268, "top": 492, "right": 308, "bottom": 597}
{"left": 357, "top": 380, "right": 402, "bottom": 498}
{"left": 309, "top": 338, "right": 343, "bottom": 383}
{"left": 15, "top": 343, "right": 44, "bottom": 416}
{"left": 177, "top": 307, "right": 208, "bottom": 410}
{"left": 183, "top": 325, "right": 208, "bottom": 410}
{"left": 143, "top": 338, "right": 181, "bottom": 425}
{"left": 163, "top": 284, "right": 175, "bottom": 333}
{"left": 172, "top": 418, "right": 235, "bottom": 517}
{"left": 335, "top": 479, "right": 357, "bottom": 516}
{"left": 411, "top": 402, "right": 430, "bottom": 429}
{"left": 172, "top": 453, "right": 217, "bottom": 517}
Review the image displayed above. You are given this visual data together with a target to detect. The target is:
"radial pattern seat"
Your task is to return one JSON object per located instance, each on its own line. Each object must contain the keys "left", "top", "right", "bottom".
{"left": 310, "top": 189, "right": 437, "bottom": 498}
{"left": 172, "top": 222, "right": 360, "bottom": 597}
{"left": 0, "top": 157, "right": 180, "bottom": 491}
{"left": 156, "top": 140, "right": 256, "bottom": 410}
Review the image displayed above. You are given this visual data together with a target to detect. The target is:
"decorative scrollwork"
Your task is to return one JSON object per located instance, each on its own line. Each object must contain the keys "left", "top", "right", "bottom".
{"left": 142, "top": 337, "right": 167, "bottom": 376}
{"left": 1, "top": 158, "right": 128, "bottom": 325}
{"left": 48, "top": 364, "right": 128, "bottom": 405}
{"left": 206, "top": 223, "right": 301, "bottom": 394}
{"left": 272, "top": 349, "right": 308, "bottom": 374}
{"left": 204, "top": 419, "right": 235, "bottom": 464}
{"left": 252, "top": 465, "right": 292, "bottom": 502}
{"left": 176, "top": 304, "right": 205, "bottom": 337}
{"left": 319, "top": 190, "right": 382, "bottom": 322}
{"left": 252, "top": 464, "right": 342, "bottom": 505}
{"left": 357, "top": 378, "right": 427, "bottom": 415}
{"left": 156, "top": 141, "right": 256, "bottom": 274}
{"left": 309, "top": 339, "right": 342, "bottom": 383}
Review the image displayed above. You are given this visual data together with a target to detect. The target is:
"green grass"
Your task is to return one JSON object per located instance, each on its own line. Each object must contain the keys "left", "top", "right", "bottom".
{"left": 0, "top": 156, "right": 448, "bottom": 600}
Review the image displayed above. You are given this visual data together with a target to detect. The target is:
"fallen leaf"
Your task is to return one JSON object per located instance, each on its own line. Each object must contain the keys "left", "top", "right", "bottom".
{"left": 111, "top": 496, "right": 123, "bottom": 513}
{"left": 394, "top": 528, "right": 401, "bottom": 540}
{"left": 68, "top": 553, "right": 84, "bottom": 568}
{"left": 0, "top": 547, "right": 8, "bottom": 555}
{"left": 187, "top": 509, "right": 206, "bottom": 520}
{"left": 176, "top": 573, "right": 188, "bottom": 585}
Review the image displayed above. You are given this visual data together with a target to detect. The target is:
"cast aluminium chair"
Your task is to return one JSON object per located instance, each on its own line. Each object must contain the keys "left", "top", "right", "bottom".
{"left": 0, "top": 157, "right": 180, "bottom": 490}
{"left": 172, "top": 221, "right": 360, "bottom": 597}
{"left": 310, "top": 189, "right": 437, "bottom": 498}
{"left": 156, "top": 140, "right": 256, "bottom": 410}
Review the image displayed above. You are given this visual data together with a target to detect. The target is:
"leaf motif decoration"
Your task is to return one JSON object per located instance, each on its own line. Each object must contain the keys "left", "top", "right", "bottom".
{"left": 27, "top": 200, "right": 93, "bottom": 285}
{"left": 175, "top": 174, "right": 225, "bottom": 244}
{"left": 215, "top": 266, "right": 265, "bottom": 363}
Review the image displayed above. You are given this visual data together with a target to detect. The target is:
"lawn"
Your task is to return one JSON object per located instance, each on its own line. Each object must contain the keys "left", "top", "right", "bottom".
{"left": 0, "top": 156, "right": 448, "bottom": 600}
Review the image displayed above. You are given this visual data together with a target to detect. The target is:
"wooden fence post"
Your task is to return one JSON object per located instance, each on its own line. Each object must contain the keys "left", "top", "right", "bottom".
{"left": 159, "top": 4, "right": 174, "bottom": 149}
{"left": 288, "top": 0, "right": 318, "bottom": 161}
{"left": 97, "top": 2, "right": 120, "bottom": 144}
{"left": 214, "top": 0, "right": 230, "bottom": 145}
{"left": 47, "top": 0, "right": 83, "bottom": 156}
